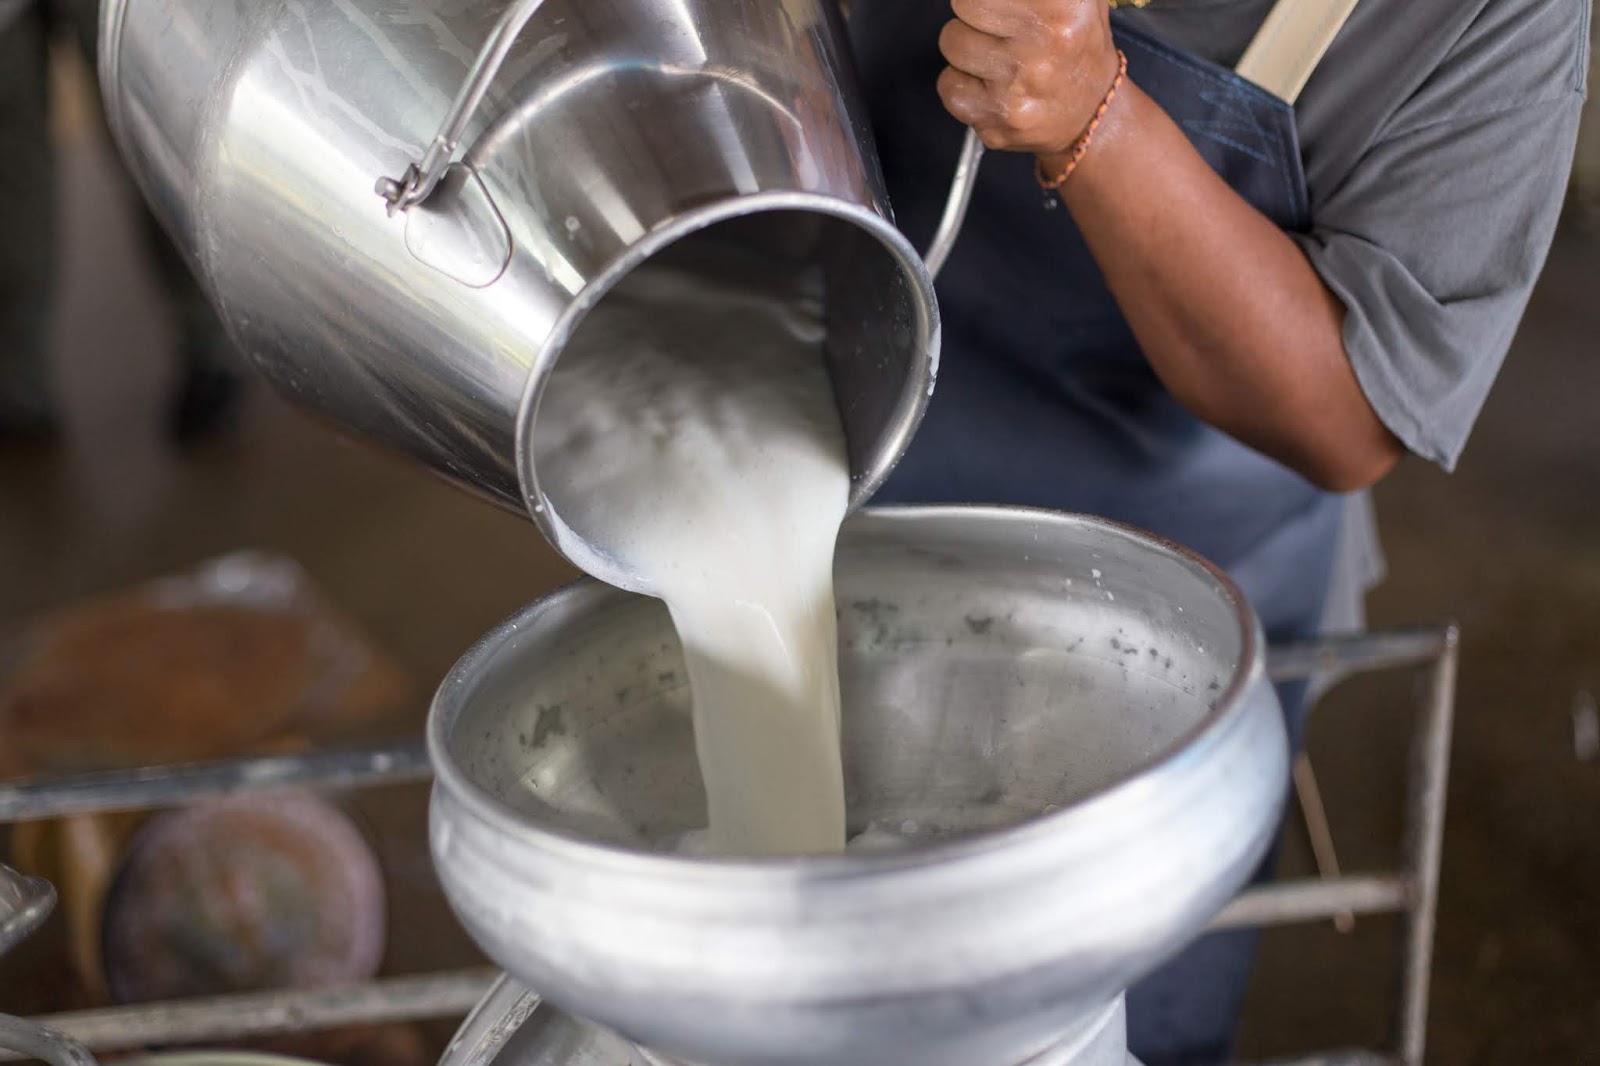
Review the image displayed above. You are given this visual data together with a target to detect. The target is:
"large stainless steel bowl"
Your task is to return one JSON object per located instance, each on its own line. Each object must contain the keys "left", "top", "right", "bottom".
{"left": 428, "top": 507, "right": 1290, "bottom": 1066}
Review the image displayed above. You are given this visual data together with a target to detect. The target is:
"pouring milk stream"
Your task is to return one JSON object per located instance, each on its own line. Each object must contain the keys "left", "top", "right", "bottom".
{"left": 529, "top": 133, "right": 985, "bottom": 856}
{"left": 533, "top": 246, "right": 852, "bottom": 855}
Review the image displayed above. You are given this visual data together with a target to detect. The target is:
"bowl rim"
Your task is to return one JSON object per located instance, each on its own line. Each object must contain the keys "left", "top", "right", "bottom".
{"left": 425, "top": 504, "right": 1267, "bottom": 880}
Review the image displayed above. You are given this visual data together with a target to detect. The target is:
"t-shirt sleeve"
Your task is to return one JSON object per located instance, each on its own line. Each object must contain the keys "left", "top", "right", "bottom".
{"left": 1291, "top": 0, "right": 1589, "bottom": 470}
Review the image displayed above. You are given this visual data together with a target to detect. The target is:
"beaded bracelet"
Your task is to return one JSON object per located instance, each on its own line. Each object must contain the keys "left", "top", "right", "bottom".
{"left": 1035, "top": 49, "right": 1129, "bottom": 192}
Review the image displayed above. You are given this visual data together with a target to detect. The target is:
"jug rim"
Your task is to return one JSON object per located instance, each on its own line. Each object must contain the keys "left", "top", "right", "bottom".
{"left": 511, "top": 191, "right": 941, "bottom": 589}
{"left": 427, "top": 505, "right": 1269, "bottom": 879}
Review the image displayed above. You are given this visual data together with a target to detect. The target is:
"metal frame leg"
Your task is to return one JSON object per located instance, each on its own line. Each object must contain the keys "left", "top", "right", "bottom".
{"left": 1397, "top": 629, "right": 1458, "bottom": 1066}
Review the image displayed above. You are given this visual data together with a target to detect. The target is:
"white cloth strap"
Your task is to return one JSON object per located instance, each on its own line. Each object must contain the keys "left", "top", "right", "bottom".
{"left": 1236, "top": 0, "right": 1362, "bottom": 104}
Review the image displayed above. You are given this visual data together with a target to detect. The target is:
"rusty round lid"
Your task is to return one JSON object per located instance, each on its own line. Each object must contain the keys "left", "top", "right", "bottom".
{"left": 100, "top": 792, "right": 386, "bottom": 1004}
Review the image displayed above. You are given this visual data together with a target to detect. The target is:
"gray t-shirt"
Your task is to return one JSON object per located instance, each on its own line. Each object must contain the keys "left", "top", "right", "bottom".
{"left": 1123, "top": 0, "right": 1591, "bottom": 470}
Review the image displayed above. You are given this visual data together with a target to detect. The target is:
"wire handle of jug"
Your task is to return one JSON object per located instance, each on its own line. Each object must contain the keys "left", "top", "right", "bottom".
{"left": 375, "top": 0, "right": 985, "bottom": 280}
{"left": 376, "top": 0, "right": 551, "bottom": 215}
{"left": 924, "top": 128, "right": 984, "bottom": 280}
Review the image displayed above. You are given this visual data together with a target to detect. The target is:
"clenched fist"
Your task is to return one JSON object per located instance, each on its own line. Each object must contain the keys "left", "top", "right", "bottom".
{"left": 937, "top": 0, "right": 1121, "bottom": 156}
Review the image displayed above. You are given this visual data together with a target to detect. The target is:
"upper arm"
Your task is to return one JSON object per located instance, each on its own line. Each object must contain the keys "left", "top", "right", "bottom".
{"left": 1295, "top": 0, "right": 1590, "bottom": 470}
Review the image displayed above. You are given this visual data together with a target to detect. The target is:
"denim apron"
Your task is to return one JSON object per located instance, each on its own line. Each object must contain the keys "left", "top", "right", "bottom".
{"left": 851, "top": 8, "right": 1342, "bottom": 1064}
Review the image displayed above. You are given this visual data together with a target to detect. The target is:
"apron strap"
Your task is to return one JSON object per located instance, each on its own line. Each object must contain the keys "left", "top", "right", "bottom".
{"left": 1235, "top": 0, "right": 1361, "bottom": 104}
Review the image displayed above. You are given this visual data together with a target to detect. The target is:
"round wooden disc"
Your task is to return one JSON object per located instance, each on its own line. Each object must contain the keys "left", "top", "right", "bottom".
{"left": 100, "top": 792, "right": 386, "bottom": 1004}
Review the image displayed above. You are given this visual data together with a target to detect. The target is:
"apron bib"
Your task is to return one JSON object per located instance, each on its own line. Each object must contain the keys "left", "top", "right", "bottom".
{"left": 854, "top": 5, "right": 1339, "bottom": 649}
{"left": 850, "top": 4, "right": 1362, "bottom": 1060}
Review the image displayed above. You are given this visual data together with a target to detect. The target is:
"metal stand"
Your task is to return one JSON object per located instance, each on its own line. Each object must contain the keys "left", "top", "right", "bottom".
{"left": 0, "top": 627, "right": 1458, "bottom": 1066}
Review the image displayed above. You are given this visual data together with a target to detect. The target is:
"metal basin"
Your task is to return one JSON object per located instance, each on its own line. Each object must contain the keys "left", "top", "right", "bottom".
{"left": 428, "top": 507, "right": 1289, "bottom": 1066}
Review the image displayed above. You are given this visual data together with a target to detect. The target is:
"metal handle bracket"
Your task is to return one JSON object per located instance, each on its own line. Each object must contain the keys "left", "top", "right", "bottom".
{"left": 376, "top": 0, "right": 550, "bottom": 214}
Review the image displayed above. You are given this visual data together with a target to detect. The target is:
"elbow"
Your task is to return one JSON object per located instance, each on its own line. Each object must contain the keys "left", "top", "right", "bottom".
{"left": 1300, "top": 432, "right": 1405, "bottom": 493}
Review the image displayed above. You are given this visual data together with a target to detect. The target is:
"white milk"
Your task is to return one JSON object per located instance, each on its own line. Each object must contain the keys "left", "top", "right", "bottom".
{"left": 533, "top": 247, "right": 849, "bottom": 856}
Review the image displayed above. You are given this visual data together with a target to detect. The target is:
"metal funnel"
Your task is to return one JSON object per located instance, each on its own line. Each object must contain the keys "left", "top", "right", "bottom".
{"left": 428, "top": 508, "right": 1290, "bottom": 1066}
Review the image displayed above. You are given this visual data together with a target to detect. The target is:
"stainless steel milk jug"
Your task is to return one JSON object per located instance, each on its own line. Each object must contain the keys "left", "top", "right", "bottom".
{"left": 99, "top": 0, "right": 981, "bottom": 569}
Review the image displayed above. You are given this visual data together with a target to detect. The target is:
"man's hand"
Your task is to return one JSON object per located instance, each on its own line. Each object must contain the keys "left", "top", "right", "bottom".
{"left": 932, "top": 0, "right": 1403, "bottom": 491}
{"left": 937, "top": 0, "right": 1120, "bottom": 155}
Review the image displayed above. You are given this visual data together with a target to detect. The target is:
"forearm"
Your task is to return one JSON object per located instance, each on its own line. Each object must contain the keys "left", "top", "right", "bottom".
{"left": 1050, "top": 83, "right": 1402, "bottom": 491}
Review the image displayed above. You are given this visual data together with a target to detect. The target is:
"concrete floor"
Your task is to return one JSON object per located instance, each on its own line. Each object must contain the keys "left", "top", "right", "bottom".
{"left": 2, "top": 57, "right": 1596, "bottom": 1065}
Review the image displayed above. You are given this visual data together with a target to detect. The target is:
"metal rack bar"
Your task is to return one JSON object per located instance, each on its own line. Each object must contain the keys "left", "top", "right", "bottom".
{"left": 0, "top": 743, "right": 432, "bottom": 823}
{"left": 0, "top": 627, "right": 1458, "bottom": 1066}
{"left": 1266, "top": 627, "right": 1449, "bottom": 684}
{"left": 1291, "top": 754, "right": 1355, "bottom": 933}
{"left": 1241, "top": 1049, "right": 1395, "bottom": 1056}
{"left": 1397, "top": 628, "right": 1458, "bottom": 1066}
{"left": 0, "top": 970, "right": 499, "bottom": 1061}
{"left": 1209, "top": 875, "right": 1408, "bottom": 931}
{"left": 1262, "top": 624, "right": 1459, "bottom": 1066}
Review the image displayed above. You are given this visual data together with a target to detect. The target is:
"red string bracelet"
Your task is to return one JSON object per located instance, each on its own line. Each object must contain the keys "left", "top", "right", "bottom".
{"left": 1035, "top": 49, "right": 1129, "bottom": 192}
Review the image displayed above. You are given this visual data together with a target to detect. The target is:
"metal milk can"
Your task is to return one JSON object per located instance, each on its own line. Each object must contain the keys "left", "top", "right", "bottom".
{"left": 97, "top": 0, "right": 981, "bottom": 572}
